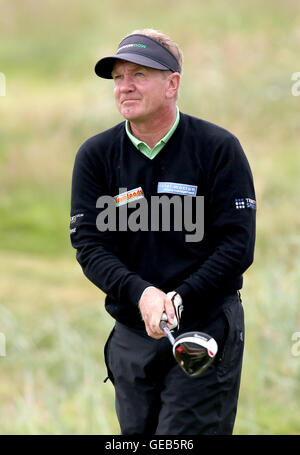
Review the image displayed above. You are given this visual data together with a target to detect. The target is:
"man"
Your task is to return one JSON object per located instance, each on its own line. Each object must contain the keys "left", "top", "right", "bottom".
{"left": 70, "top": 29, "right": 256, "bottom": 435}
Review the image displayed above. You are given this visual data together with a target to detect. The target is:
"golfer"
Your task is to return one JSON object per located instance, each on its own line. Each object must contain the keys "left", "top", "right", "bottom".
{"left": 70, "top": 29, "right": 256, "bottom": 435}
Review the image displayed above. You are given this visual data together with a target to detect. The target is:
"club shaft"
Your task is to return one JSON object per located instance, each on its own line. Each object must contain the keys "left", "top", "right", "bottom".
{"left": 160, "top": 320, "right": 175, "bottom": 345}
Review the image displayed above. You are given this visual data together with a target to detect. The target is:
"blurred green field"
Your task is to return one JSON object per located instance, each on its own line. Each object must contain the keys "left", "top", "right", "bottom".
{"left": 1, "top": 0, "right": 300, "bottom": 435}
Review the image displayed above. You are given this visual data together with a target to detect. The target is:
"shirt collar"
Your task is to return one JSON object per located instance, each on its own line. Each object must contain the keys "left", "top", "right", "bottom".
{"left": 125, "top": 106, "right": 180, "bottom": 153}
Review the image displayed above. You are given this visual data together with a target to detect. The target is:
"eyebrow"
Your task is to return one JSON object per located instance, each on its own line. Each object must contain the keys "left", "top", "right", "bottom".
{"left": 112, "top": 64, "right": 148, "bottom": 77}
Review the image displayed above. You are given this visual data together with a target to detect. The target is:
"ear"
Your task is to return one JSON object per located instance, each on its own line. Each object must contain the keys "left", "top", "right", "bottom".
{"left": 165, "top": 72, "right": 181, "bottom": 99}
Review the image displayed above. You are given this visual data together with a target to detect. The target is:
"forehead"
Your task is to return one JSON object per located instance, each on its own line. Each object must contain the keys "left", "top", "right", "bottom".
{"left": 112, "top": 60, "right": 151, "bottom": 74}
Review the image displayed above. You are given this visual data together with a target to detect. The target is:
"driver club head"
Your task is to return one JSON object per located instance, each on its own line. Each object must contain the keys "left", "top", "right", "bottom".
{"left": 172, "top": 331, "right": 218, "bottom": 377}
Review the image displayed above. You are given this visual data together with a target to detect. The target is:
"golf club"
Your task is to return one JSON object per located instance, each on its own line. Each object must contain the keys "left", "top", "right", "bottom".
{"left": 160, "top": 313, "right": 218, "bottom": 377}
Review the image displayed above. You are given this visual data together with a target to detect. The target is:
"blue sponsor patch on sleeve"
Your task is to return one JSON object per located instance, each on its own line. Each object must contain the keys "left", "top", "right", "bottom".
{"left": 157, "top": 182, "right": 198, "bottom": 197}
{"left": 235, "top": 198, "right": 256, "bottom": 210}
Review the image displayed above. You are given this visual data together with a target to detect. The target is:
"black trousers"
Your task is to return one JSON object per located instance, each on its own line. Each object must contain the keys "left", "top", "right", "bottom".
{"left": 104, "top": 292, "right": 244, "bottom": 435}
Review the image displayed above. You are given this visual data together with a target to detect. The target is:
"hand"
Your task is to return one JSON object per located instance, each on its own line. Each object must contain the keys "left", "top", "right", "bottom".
{"left": 138, "top": 287, "right": 175, "bottom": 339}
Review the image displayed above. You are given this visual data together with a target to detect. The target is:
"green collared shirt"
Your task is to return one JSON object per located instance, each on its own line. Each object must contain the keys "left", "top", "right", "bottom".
{"left": 125, "top": 107, "right": 180, "bottom": 159}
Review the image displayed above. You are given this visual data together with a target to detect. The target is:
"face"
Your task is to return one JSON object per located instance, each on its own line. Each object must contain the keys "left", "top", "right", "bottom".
{"left": 112, "top": 60, "right": 175, "bottom": 123}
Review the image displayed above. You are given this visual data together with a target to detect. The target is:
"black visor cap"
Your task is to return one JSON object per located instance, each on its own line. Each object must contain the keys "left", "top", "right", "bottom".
{"left": 95, "top": 34, "right": 179, "bottom": 79}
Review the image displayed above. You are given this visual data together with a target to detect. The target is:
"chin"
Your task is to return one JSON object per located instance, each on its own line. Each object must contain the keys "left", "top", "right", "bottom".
{"left": 121, "top": 109, "right": 143, "bottom": 122}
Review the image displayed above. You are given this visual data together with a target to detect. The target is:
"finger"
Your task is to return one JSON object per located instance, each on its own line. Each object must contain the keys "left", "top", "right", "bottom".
{"left": 152, "top": 317, "right": 166, "bottom": 337}
{"left": 148, "top": 311, "right": 167, "bottom": 337}
{"left": 145, "top": 323, "right": 165, "bottom": 340}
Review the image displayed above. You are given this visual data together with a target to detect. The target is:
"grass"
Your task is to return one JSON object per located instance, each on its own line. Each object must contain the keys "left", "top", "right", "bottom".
{"left": 0, "top": 252, "right": 119, "bottom": 435}
{"left": 0, "top": 0, "right": 300, "bottom": 435}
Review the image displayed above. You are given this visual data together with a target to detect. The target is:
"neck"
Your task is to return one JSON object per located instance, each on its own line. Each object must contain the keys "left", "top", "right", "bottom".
{"left": 129, "top": 105, "right": 177, "bottom": 149}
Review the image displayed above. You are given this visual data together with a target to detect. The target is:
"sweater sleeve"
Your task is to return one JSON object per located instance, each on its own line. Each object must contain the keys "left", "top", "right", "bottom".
{"left": 70, "top": 141, "right": 152, "bottom": 306}
{"left": 175, "top": 134, "right": 256, "bottom": 300}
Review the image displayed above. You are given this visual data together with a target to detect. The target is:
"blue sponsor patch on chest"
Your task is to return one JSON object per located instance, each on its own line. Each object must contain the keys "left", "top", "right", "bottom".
{"left": 157, "top": 182, "right": 198, "bottom": 197}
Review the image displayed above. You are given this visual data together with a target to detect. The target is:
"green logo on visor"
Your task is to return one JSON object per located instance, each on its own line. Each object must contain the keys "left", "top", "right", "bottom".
{"left": 118, "top": 43, "right": 147, "bottom": 52}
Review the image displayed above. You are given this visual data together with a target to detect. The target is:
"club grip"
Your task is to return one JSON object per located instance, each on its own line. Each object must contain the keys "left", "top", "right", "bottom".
{"left": 160, "top": 319, "right": 168, "bottom": 330}
{"left": 160, "top": 316, "right": 176, "bottom": 345}
{"left": 160, "top": 312, "right": 168, "bottom": 330}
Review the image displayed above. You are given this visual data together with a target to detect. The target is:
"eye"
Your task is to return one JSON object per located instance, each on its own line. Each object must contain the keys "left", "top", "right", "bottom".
{"left": 113, "top": 74, "right": 123, "bottom": 81}
{"left": 135, "top": 72, "right": 144, "bottom": 77}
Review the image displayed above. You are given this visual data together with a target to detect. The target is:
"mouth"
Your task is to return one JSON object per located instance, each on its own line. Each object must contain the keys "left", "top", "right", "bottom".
{"left": 121, "top": 99, "right": 140, "bottom": 104}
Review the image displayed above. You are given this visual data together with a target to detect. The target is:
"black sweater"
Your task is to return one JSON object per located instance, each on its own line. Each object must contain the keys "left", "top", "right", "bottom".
{"left": 70, "top": 112, "right": 256, "bottom": 328}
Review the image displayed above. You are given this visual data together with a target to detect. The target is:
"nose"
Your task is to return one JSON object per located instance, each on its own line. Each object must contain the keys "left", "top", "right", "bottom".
{"left": 118, "top": 75, "right": 135, "bottom": 93}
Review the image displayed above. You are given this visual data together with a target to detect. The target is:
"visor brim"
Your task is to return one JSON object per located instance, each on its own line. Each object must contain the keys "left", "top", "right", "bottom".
{"left": 95, "top": 53, "right": 171, "bottom": 79}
